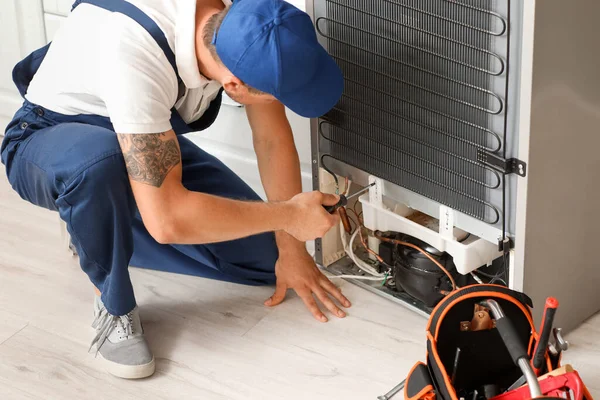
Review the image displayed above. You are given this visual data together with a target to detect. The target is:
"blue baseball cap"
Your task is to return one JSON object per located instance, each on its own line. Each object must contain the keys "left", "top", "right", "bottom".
{"left": 213, "top": 0, "right": 344, "bottom": 118}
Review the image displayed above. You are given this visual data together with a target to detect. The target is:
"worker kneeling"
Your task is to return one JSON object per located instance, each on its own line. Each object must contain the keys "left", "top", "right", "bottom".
{"left": 1, "top": 0, "right": 349, "bottom": 379}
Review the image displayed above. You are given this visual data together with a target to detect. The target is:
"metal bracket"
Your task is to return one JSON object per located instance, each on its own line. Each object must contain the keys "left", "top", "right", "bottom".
{"left": 477, "top": 150, "right": 527, "bottom": 177}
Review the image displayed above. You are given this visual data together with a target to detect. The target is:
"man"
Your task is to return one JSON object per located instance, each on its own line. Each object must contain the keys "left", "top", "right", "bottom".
{"left": 1, "top": 0, "right": 350, "bottom": 379}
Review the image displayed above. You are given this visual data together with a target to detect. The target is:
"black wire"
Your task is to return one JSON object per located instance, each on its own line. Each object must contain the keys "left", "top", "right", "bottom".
{"left": 475, "top": 234, "right": 509, "bottom": 285}
{"left": 474, "top": 270, "right": 505, "bottom": 279}
{"left": 320, "top": 154, "right": 339, "bottom": 189}
{"left": 503, "top": 248, "right": 509, "bottom": 282}
{"left": 474, "top": 269, "right": 507, "bottom": 286}
{"left": 502, "top": 177, "right": 506, "bottom": 243}
{"left": 490, "top": 277, "right": 507, "bottom": 286}
{"left": 501, "top": 175, "right": 509, "bottom": 282}
{"left": 353, "top": 201, "right": 361, "bottom": 221}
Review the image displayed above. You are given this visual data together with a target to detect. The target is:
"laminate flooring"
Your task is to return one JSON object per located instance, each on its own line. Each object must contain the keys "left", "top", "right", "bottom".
{"left": 0, "top": 173, "right": 598, "bottom": 399}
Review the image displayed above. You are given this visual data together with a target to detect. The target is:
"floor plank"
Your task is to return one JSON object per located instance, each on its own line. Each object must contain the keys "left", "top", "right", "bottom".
{"left": 0, "top": 309, "right": 28, "bottom": 346}
{"left": 562, "top": 313, "right": 600, "bottom": 395}
{"left": 0, "top": 383, "right": 40, "bottom": 400}
{"left": 0, "top": 323, "right": 239, "bottom": 400}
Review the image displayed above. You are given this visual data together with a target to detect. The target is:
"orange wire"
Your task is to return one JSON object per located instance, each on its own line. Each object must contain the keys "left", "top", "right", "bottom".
{"left": 344, "top": 207, "right": 360, "bottom": 235}
{"left": 347, "top": 209, "right": 387, "bottom": 265}
{"left": 358, "top": 225, "right": 386, "bottom": 264}
{"left": 346, "top": 207, "right": 361, "bottom": 223}
{"left": 374, "top": 231, "right": 457, "bottom": 291}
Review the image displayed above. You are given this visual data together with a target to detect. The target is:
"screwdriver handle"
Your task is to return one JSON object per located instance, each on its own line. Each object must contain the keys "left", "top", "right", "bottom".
{"left": 323, "top": 195, "right": 347, "bottom": 214}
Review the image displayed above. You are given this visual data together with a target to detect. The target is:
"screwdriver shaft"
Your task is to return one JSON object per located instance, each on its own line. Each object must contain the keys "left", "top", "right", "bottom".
{"left": 346, "top": 182, "right": 375, "bottom": 200}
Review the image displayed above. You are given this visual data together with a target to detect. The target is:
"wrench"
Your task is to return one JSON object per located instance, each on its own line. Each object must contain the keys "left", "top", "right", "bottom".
{"left": 377, "top": 379, "right": 406, "bottom": 400}
{"left": 553, "top": 328, "right": 569, "bottom": 352}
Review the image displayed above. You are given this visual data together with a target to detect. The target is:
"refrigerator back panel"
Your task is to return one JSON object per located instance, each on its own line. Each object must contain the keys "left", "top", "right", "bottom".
{"left": 315, "top": 0, "right": 512, "bottom": 227}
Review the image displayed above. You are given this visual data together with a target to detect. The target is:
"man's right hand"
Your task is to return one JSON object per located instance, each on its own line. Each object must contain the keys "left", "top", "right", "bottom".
{"left": 284, "top": 191, "right": 340, "bottom": 242}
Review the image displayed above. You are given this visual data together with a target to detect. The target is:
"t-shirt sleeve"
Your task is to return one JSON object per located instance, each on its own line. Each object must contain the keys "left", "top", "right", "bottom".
{"left": 99, "top": 34, "right": 178, "bottom": 134}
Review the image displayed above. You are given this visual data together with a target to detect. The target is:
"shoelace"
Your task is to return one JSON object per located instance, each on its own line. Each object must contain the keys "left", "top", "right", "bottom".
{"left": 89, "top": 308, "right": 135, "bottom": 355}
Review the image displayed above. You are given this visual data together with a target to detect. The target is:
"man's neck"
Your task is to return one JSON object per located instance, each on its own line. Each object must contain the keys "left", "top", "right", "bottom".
{"left": 195, "top": 0, "right": 225, "bottom": 81}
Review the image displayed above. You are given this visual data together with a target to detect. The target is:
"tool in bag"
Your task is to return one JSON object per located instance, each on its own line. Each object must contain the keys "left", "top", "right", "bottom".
{"left": 377, "top": 284, "right": 594, "bottom": 400}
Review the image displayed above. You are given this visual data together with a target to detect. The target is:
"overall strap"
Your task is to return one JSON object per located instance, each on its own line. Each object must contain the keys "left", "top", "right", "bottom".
{"left": 70, "top": 0, "right": 223, "bottom": 133}
{"left": 72, "top": 0, "right": 180, "bottom": 82}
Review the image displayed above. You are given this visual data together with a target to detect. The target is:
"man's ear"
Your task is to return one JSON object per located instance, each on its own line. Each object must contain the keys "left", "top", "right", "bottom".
{"left": 222, "top": 75, "right": 245, "bottom": 96}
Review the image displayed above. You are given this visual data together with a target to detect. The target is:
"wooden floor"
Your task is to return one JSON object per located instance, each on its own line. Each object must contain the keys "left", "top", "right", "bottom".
{"left": 0, "top": 173, "right": 598, "bottom": 400}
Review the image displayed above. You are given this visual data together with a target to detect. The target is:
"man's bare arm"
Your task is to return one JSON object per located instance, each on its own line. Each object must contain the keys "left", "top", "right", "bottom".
{"left": 116, "top": 130, "right": 337, "bottom": 244}
{"left": 246, "top": 101, "right": 306, "bottom": 251}
{"left": 246, "top": 102, "right": 351, "bottom": 321}
{"left": 118, "top": 133, "right": 181, "bottom": 187}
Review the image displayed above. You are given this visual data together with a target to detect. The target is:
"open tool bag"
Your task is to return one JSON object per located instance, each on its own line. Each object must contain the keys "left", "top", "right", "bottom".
{"left": 403, "top": 284, "right": 593, "bottom": 400}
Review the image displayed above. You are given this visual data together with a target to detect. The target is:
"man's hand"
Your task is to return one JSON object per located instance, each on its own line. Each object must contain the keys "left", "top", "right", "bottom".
{"left": 247, "top": 101, "right": 349, "bottom": 320}
{"left": 284, "top": 191, "right": 340, "bottom": 242}
{"left": 264, "top": 246, "right": 352, "bottom": 322}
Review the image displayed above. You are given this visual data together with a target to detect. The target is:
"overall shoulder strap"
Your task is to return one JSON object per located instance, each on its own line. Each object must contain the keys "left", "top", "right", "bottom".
{"left": 72, "top": 0, "right": 222, "bottom": 133}
{"left": 72, "top": 0, "right": 180, "bottom": 82}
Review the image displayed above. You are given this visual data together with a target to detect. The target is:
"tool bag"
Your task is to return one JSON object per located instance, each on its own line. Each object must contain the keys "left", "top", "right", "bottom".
{"left": 403, "top": 284, "right": 593, "bottom": 400}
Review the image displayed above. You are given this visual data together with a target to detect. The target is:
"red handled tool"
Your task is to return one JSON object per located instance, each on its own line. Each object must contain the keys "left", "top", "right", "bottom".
{"left": 532, "top": 297, "right": 559, "bottom": 374}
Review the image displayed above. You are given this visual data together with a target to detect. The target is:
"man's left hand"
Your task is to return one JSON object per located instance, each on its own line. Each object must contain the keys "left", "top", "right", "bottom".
{"left": 264, "top": 245, "right": 352, "bottom": 322}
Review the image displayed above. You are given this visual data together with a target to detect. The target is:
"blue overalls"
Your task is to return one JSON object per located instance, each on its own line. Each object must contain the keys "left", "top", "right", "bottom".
{"left": 1, "top": 0, "right": 278, "bottom": 316}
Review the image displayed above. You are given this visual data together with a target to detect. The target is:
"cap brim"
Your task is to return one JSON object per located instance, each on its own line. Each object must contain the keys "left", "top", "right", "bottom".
{"left": 277, "top": 47, "right": 344, "bottom": 118}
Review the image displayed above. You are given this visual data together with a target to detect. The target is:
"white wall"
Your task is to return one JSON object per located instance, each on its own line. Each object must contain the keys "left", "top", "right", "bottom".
{"left": 188, "top": 106, "right": 312, "bottom": 199}
{"left": 0, "top": 0, "right": 47, "bottom": 129}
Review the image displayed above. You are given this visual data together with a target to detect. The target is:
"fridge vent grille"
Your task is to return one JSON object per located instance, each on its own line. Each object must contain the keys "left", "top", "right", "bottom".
{"left": 317, "top": 0, "right": 508, "bottom": 224}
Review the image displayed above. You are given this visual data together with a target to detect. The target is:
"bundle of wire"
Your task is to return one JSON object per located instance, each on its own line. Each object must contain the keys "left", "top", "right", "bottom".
{"left": 325, "top": 177, "right": 392, "bottom": 284}
{"left": 319, "top": 167, "right": 459, "bottom": 293}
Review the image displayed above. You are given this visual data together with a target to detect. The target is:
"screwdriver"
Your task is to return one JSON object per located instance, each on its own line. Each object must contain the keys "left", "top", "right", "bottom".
{"left": 323, "top": 183, "right": 375, "bottom": 214}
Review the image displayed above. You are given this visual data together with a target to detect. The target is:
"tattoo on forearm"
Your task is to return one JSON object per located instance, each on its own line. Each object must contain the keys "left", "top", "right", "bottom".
{"left": 117, "top": 133, "right": 181, "bottom": 187}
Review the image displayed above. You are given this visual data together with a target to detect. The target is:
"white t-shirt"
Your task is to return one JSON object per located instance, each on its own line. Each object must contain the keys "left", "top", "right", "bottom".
{"left": 26, "top": 0, "right": 228, "bottom": 134}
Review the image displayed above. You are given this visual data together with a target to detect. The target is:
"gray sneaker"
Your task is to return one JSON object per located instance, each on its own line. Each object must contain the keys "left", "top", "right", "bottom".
{"left": 90, "top": 296, "right": 155, "bottom": 379}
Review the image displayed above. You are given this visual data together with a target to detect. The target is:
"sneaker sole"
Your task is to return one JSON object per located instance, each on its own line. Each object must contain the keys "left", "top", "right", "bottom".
{"left": 98, "top": 353, "right": 156, "bottom": 379}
